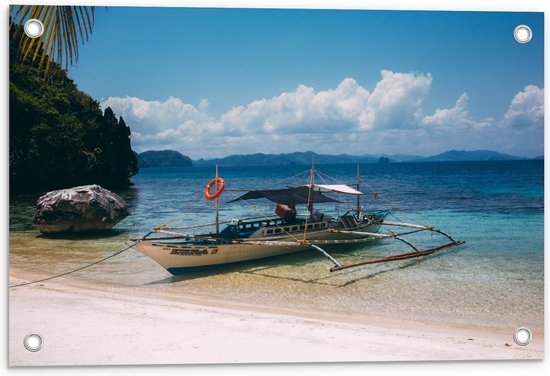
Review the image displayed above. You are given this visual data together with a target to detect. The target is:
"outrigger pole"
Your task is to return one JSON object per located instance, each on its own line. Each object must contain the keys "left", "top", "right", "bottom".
{"left": 310, "top": 244, "right": 342, "bottom": 269}
{"left": 306, "top": 222, "right": 465, "bottom": 272}
{"left": 329, "top": 240, "right": 465, "bottom": 271}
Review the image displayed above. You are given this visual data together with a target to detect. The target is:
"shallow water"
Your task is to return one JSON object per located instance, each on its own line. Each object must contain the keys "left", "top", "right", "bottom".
{"left": 9, "top": 161, "right": 544, "bottom": 331}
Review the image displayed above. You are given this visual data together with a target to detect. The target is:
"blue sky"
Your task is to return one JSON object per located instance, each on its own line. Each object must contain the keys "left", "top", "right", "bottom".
{"left": 68, "top": 7, "right": 544, "bottom": 158}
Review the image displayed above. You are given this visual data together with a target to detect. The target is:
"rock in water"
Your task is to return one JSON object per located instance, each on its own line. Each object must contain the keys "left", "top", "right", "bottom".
{"left": 33, "top": 185, "right": 129, "bottom": 233}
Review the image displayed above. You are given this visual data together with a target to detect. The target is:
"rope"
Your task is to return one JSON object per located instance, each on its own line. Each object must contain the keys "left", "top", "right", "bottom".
{"left": 314, "top": 168, "right": 435, "bottom": 229}
{"left": 9, "top": 241, "right": 140, "bottom": 289}
{"left": 356, "top": 175, "right": 431, "bottom": 226}
{"left": 270, "top": 168, "right": 311, "bottom": 186}
{"left": 313, "top": 169, "right": 357, "bottom": 208}
{"left": 224, "top": 169, "right": 310, "bottom": 193}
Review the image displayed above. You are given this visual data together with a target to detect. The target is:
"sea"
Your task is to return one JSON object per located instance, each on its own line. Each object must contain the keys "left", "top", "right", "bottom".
{"left": 9, "top": 160, "right": 544, "bottom": 332}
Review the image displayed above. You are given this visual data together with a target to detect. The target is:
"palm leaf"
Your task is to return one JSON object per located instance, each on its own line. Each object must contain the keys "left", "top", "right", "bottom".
{"left": 10, "top": 5, "right": 95, "bottom": 75}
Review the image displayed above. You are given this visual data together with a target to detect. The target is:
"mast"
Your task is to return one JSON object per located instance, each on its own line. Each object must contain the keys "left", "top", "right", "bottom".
{"left": 303, "top": 157, "right": 315, "bottom": 242}
{"left": 307, "top": 157, "right": 315, "bottom": 211}
{"left": 356, "top": 164, "right": 361, "bottom": 213}
{"left": 309, "top": 157, "right": 315, "bottom": 189}
{"left": 215, "top": 163, "right": 220, "bottom": 236}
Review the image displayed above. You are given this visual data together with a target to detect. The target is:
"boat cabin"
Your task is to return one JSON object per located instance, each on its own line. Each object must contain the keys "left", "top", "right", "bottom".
{"left": 218, "top": 215, "right": 333, "bottom": 240}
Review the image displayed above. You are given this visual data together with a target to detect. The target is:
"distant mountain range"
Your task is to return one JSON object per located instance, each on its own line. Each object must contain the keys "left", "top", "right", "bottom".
{"left": 194, "top": 151, "right": 393, "bottom": 166}
{"left": 137, "top": 149, "right": 539, "bottom": 168}
{"left": 194, "top": 149, "right": 532, "bottom": 166}
{"left": 420, "top": 149, "right": 524, "bottom": 162}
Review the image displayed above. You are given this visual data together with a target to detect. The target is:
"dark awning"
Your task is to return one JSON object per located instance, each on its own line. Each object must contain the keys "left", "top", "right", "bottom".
{"left": 228, "top": 186, "right": 339, "bottom": 205}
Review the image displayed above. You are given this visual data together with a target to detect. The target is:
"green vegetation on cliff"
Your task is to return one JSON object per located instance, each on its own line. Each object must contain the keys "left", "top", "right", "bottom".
{"left": 9, "top": 27, "right": 138, "bottom": 194}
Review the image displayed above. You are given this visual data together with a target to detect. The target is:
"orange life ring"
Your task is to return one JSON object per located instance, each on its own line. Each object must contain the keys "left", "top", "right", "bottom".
{"left": 204, "top": 178, "right": 225, "bottom": 200}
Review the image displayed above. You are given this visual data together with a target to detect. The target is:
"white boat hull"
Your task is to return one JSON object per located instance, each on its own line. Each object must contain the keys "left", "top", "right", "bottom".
{"left": 133, "top": 240, "right": 308, "bottom": 274}
{"left": 132, "top": 223, "right": 383, "bottom": 275}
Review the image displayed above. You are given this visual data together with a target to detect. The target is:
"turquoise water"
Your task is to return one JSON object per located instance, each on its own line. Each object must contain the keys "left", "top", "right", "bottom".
{"left": 9, "top": 160, "right": 544, "bottom": 331}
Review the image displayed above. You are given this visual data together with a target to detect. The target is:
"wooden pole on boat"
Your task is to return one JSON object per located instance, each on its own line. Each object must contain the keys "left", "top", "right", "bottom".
{"left": 356, "top": 164, "right": 361, "bottom": 213}
{"left": 310, "top": 244, "right": 342, "bottom": 268}
{"left": 303, "top": 157, "right": 315, "bottom": 242}
{"left": 330, "top": 240, "right": 465, "bottom": 272}
{"left": 215, "top": 163, "right": 220, "bottom": 236}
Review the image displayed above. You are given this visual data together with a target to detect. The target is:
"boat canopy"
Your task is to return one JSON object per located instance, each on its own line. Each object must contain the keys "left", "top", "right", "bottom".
{"left": 228, "top": 186, "right": 340, "bottom": 205}
{"left": 228, "top": 184, "right": 364, "bottom": 205}
{"left": 311, "top": 184, "right": 364, "bottom": 195}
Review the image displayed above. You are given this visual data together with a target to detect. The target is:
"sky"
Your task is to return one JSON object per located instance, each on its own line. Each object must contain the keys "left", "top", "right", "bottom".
{"left": 67, "top": 7, "right": 545, "bottom": 159}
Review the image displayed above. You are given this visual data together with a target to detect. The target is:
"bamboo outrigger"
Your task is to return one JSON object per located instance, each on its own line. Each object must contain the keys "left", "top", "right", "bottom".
{"left": 130, "top": 165, "right": 464, "bottom": 275}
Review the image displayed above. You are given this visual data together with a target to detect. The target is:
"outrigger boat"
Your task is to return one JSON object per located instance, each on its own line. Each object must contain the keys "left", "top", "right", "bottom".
{"left": 130, "top": 165, "right": 464, "bottom": 275}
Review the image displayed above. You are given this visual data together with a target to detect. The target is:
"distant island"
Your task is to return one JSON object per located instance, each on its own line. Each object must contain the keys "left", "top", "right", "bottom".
{"left": 137, "top": 150, "right": 193, "bottom": 168}
{"left": 193, "top": 149, "right": 530, "bottom": 166}
{"left": 194, "top": 151, "right": 378, "bottom": 166}
{"left": 136, "top": 149, "right": 538, "bottom": 169}
{"left": 420, "top": 150, "right": 524, "bottom": 162}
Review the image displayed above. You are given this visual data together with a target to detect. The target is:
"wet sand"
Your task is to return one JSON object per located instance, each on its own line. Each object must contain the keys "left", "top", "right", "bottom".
{"left": 8, "top": 267, "right": 543, "bottom": 366}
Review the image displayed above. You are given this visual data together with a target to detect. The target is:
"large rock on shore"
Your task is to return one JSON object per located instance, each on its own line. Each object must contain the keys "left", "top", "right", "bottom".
{"left": 33, "top": 185, "right": 129, "bottom": 233}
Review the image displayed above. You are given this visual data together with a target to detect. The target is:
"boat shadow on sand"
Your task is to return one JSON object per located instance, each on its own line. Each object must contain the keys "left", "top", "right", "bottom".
{"left": 144, "top": 244, "right": 465, "bottom": 288}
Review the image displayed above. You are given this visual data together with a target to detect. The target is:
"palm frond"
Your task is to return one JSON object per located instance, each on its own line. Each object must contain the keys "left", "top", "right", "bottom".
{"left": 10, "top": 5, "right": 95, "bottom": 74}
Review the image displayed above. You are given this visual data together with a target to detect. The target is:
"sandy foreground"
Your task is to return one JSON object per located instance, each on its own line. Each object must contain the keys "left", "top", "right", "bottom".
{"left": 8, "top": 271, "right": 543, "bottom": 367}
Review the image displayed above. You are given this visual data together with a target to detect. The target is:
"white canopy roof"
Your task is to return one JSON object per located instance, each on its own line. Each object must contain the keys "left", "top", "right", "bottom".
{"left": 311, "top": 184, "right": 364, "bottom": 195}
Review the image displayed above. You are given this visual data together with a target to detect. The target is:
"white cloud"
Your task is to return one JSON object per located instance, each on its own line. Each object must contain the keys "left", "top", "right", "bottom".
{"left": 100, "top": 73, "right": 544, "bottom": 159}
{"left": 100, "top": 96, "right": 219, "bottom": 149}
{"left": 421, "top": 93, "right": 493, "bottom": 129}
{"left": 365, "top": 70, "right": 432, "bottom": 129}
{"left": 220, "top": 77, "right": 371, "bottom": 134}
{"left": 101, "top": 96, "right": 209, "bottom": 132}
{"left": 501, "top": 85, "right": 543, "bottom": 129}
{"left": 103, "top": 70, "right": 434, "bottom": 147}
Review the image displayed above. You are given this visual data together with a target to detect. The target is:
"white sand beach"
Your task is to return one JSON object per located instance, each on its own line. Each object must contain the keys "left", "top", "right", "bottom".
{"left": 8, "top": 269, "right": 543, "bottom": 367}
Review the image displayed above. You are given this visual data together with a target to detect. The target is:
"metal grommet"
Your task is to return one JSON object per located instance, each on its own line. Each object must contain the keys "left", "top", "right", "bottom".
{"left": 23, "top": 333, "right": 43, "bottom": 352}
{"left": 24, "top": 19, "right": 44, "bottom": 39}
{"left": 513, "top": 327, "right": 531, "bottom": 346}
{"left": 514, "top": 25, "right": 532, "bottom": 44}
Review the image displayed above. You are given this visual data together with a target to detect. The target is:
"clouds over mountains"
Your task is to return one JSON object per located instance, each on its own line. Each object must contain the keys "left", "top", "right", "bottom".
{"left": 502, "top": 85, "right": 544, "bottom": 130}
{"left": 101, "top": 70, "right": 543, "bottom": 158}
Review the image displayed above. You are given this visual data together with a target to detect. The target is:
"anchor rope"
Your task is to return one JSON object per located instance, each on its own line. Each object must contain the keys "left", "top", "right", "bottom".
{"left": 9, "top": 241, "right": 140, "bottom": 289}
